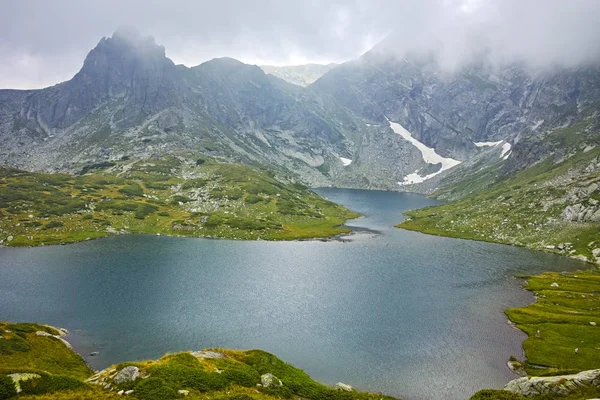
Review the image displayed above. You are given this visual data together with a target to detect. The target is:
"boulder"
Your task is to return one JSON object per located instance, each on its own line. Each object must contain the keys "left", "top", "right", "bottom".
{"left": 335, "top": 382, "right": 353, "bottom": 392}
{"left": 551, "top": 282, "right": 559, "bottom": 287}
{"left": 191, "top": 350, "right": 226, "bottom": 359}
{"left": 505, "top": 369, "right": 600, "bottom": 397}
{"left": 113, "top": 366, "right": 140, "bottom": 384}
{"left": 178, "top": 389, "right": 190, "bottom": 396}
{"left": 261, "top": 373, "right": 283, "bottom": 388}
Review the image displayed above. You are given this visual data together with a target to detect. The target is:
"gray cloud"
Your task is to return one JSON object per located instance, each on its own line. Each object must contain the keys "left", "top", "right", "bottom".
{"left": 1, "top": 0, "right": 600, "bottom": 89}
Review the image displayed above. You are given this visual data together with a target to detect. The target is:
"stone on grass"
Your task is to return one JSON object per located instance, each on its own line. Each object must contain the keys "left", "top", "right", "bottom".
{"left": 113, "top": 366, "right": 139, "bottom": 384}
{"left": 335, "top": 382, "right": 353, "bottom": 391}
{"left": 551, "top": 282, "right": 559, "bottom": 287}
{"left": 505, "top": 369, "right": 600, "bottom": 397}
{"left": 178, "top": 389, "right": 190, "bottom": 396}
{"left": 261, "top": 373, "right": 282, "bottom": 388}
{"left": 191, "top": 350, "right": 226, "bottom": 359}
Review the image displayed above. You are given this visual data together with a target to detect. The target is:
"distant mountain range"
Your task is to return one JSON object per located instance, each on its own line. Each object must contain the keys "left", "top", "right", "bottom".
{"left": 260, "top": 63, "right": 337, "bottom": 87}
{"left": 1, "top": 28, "right": 600, "bottom": 196}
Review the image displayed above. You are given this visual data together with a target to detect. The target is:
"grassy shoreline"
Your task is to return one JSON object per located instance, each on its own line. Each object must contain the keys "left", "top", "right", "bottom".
{"left": 0, "top": 321, "right": 398, "bottom": 400}
{"left": 0, "top": 158, "right": 360, "bottom": 247}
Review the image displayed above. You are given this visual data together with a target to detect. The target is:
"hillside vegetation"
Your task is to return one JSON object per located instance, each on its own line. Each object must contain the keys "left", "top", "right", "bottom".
{"left": 399, "top": 146, "right": 600, "bottom": 264}
{"left": 0, "top": 321, "right": 398, "bottom": 400}
{"left": 0, "top": 155, "right": 358, "bottom": 247}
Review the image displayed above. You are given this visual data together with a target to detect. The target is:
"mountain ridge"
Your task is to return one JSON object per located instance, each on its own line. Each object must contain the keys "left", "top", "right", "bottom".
{"left": 2, "top": 29, "right": 600, "bottom": 196}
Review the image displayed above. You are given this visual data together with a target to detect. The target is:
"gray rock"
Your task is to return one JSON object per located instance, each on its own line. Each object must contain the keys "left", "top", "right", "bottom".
{"left": 505, "top": 368, "right": 600, "bottom": 396}
{"left": 191, "top": 350, "right": 226, "bottom": 359}
{"left": 335, "top": 382, "right": 353, "bottom": 392}
{"left": 261, "top": 373, "right": 283, "bottom": 388}
{"left": 113, "top": 366, "right": 140, "bottom": 384}
{"left": 178, "top": 389, "right": 190, "bottom": 396}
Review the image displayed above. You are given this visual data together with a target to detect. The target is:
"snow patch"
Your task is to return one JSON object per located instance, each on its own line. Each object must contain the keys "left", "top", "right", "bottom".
{"left": 474, "top": 141, "right": 502, "bottom": 147}
{"left": 500, "top": 142, "right": 512, "bottom": 160}
{"left": 339, "top": 157, "right": 352, "bottom": 166}
{"left": 387, "top": 118, "right": 461, "bottom": 186}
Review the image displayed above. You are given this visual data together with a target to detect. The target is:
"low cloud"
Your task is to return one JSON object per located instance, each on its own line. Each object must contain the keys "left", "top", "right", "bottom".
{"left": 1, "top": 0, "right": 599, "bottom": 88}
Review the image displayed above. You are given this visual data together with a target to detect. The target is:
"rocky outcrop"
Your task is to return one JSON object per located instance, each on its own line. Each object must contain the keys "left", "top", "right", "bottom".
{"left": 3, "top": 29, "right": 600, "bottom": 194}
{"left": 504, "top": 369, "right": 600, "bottom": 397}
{"left": 113, "top": 366, "right": 140, "bottom": 384}
{"left": 35, "top": 330, "right": 73, "bottom": 349}
{"left": 191, "top": 350, "right": 226, "bottom": 359}
{"left": 261, "top": 373, "right": 283, "bottom": 388}
{"left": 335, "top": 382, "right": 353, "bottom": 391}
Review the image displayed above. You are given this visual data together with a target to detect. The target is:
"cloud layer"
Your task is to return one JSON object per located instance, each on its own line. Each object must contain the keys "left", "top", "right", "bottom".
{"left": 2, "top": 0, "right": 600, "bottom": 89}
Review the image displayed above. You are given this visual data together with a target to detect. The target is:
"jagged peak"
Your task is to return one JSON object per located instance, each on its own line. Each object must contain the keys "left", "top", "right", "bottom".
{"left": 84, "top": 27, "right": 167, "bottom": 65}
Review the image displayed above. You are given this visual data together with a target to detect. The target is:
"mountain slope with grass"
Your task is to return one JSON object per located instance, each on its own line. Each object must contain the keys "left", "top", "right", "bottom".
{"left": 0, "top": 154, "right": 358, "bottom": 247}
{"left": 398, "top": 104, "right": 600, "bottom": 264}
{"left": 0, "top": 320, "right": 399, "bottom": 400}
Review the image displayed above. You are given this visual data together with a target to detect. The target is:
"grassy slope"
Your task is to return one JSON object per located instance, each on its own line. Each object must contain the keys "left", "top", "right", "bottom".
{"left": 468, "top": 270, "right": 600, "bottom": 400}
{"left": 0, "top": 155, "right": 358, "bottom": 246}
{"left": 0, "top": 322, "right": 91, "bottom": 380}
{"left": 0, "top": 321, "right": 399, "bottom": 400}
{"left": 505, "top": 271, "right": 600, "bottom": 376}
{"left": 398, "top": 115, "right": 600, "bottom": 398}
{"left": 398, "top": 147, "right": 600, "bottom": 263}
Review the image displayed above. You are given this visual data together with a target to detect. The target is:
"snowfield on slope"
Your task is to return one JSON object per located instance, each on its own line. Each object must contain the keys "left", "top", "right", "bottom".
{"left": 474, "top": 141, "right": 503, "bottom": 147}
{"left": 500, "top": 142, "right": 512, "bottom": 160}
{"left": 339, "top": 157, "right": 352, "bottom": 166}
{"left": 387, "top": 118, "right": 461, "bottom": 185}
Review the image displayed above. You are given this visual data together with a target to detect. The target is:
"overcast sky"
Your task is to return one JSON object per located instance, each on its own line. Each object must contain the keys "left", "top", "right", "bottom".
{"left": 2, "top": 0, "right": 600, "bottom": 89}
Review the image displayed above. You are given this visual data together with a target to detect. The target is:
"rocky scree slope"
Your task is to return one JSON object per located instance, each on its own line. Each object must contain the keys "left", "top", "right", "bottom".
{"left": 0, "top": 29, "right": 362, "bottom": 188}
{"left": 3, "top": 30, "right": 600, "bottom": 193}
{"left": 311, "top": 49, "right": 600, "bottom": 192}
{"left": 399, "top": 99, "right": 600, "bottom": 264}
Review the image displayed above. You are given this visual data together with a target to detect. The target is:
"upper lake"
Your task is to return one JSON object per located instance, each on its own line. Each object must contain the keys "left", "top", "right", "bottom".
{"left": 0, "top": 188, "right": 588, "bottom": 400}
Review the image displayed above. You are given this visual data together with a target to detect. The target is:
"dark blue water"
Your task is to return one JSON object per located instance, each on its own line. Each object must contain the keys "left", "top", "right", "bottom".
{"left": 0, "top": 188, "right": 587, "bottom": 400}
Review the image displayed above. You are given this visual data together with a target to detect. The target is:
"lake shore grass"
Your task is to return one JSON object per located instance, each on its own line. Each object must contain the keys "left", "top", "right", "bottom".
{"left": 505, "top": 269, "right": 600, "bottom": 376}
{"left": 0, "top": 320, "right": 399, "bottom": 400}
{"left": 0, "top": 158, "right": 359, "bottom": 247}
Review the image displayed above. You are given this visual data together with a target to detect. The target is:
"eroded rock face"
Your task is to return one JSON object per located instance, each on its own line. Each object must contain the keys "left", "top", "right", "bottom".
{"left": 113, "top": 366, "right": 140, "bottom": 384}
{"left": 504, "top": 369, "right": 600, "bottom": 397}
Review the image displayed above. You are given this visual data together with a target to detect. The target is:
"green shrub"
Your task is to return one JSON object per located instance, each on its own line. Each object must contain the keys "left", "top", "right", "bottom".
{"left": 134, "top": 203, "right": 158, "bottom": 219}
{"left": 181, "top": 179, "right": 208, "bottom": 189}
{"left": 0, "top": 335, "right": 31, "bottom": 354}
{"left": 19, "top": 374, "right": 84, "bottom": 395}
{"left": 470, "top": 390, "right": 524, "bottom": 400}
{"left": 45, "top": 221, "right": 64, "bottom": 229}
{"left": 246, "top": 183, "right": 277, "bottom": 195}
{"left": 244, "top": 195, "right": 263, "bottom": 204}
{"left": 0, "top": 375, "right": 17, "bottom": 400}
{"left": 171, "top": 195, "right": 192, "bottom": 204}
{"left": 213, "top": 361, "right": 260, "bottom": 387}
{"left": 216, "top": 395, "right": 254, "bottom": 400}
{"left": 134, "top": 377, "right": 179, "bottom": 400}
{"left": 118, "top": 183, "right": 144, "bottom": 197}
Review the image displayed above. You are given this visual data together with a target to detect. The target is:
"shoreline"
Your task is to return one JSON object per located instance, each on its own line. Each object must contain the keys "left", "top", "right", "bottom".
{"left": 398, "top": 220, "right": 599, "bottom": 267}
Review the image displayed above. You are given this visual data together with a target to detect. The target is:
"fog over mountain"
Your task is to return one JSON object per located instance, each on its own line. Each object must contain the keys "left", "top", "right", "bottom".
{"left": 2, "top": 0, "right": 600, "bottom": 89}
